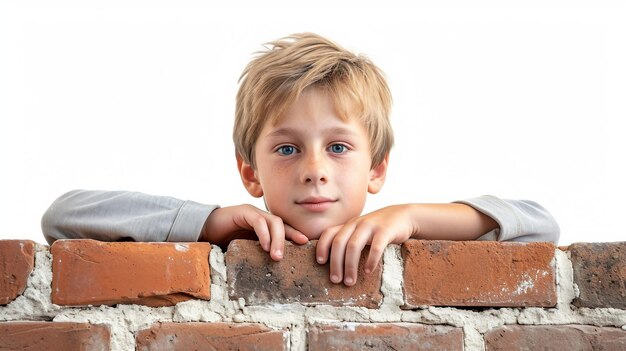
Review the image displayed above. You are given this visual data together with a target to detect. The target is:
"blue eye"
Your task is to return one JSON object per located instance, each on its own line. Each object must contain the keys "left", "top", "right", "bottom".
{"left": 277, "top": 145, "right": 296, "bottom": 155}
{"left": 329, "top": 144, "right": 347, "bottom": 153}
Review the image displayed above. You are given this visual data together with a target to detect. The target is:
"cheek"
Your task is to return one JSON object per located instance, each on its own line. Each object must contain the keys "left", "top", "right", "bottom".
{"left": 259, "top": 168, "right": 292, "bottom": 210}
{"left": 340, "top": 160, "right": 371, "bottom": 189}
{"left": 257, "top": 158, "right": 287, "bottom": 184}
{"left": 260, "top": 167, "right": 291, "bottom": 195}
{"left": 337, "top": 173, "right": 369, "bottom": 210}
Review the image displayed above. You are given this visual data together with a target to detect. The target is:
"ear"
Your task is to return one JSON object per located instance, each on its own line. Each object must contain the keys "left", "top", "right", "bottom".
{"left": 367, "top": 154, "right": 389, "bottom": 194}
{"left": 236, "top": 153, "right": 264, "bottom": 198}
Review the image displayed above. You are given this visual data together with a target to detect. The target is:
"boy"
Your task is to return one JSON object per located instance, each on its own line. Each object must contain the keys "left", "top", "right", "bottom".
{"left": 42, "top": 33, "right": 559, "bottom": 287}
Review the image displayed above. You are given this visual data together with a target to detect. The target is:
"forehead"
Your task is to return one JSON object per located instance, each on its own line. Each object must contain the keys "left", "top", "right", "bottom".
{"left": 269, "top": 86, "right": 355, "bottom": 127}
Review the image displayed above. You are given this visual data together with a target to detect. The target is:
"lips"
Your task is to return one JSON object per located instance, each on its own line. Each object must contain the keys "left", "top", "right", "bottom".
{"left": 296, "top": 196, "right": 337, "bottom": 212}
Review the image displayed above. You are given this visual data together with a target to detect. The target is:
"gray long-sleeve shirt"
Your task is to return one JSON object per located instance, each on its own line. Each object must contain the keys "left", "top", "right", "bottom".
{"left": 41, "top": 190, "right": 559, "bottom": 245}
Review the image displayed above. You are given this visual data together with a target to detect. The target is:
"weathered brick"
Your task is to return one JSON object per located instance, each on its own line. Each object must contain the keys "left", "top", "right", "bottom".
{"left": 402, "top": 240, "right": 556, "bottom": 307}
{"left": 51, "top": 240, "right": 211, "bottom": 307}
{"left": 0, "top": 321, "right": 110, "bottom": 351}
{"left": 136, "top": 322, "right": 288, "bottom": 350}
{"left": 485, "top": 325, "right": 626, "bottom": 350}
{"left": 0, "top": 240, "right": 35, "bottom": 305}
{"left": 225, "top": 240, "right": 383, "bottom": 308}
{"left": 308, "top": 323, "right": 464, "bottom": 350}
{"left": 568, "top": 242, "right": 626, "bottom": 309}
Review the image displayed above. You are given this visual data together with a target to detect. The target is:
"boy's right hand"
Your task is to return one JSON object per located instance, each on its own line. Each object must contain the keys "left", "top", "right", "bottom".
{"left": 200, "top": 204, "right": 309, "bottom": 261}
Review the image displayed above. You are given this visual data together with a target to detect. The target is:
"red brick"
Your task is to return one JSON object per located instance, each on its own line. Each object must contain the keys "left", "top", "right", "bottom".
{"left": 308, "top": 323, "right": 463, "bottom": 350}
{"left": 485, "top": 325, "right": 626, "bottom": 350}
{"left": 0, "top": 240, "right": 35, "bottom": 305}
{"left": 136, "top": 322, "right": 288, "bottom": 350}
{"left": 568, "top": 242, "right": 626, "bottom": 309}
{"left": 225, "top": 240, "right": 382, "bottom": 308}
{"left": 0, "top": 321, "right": 110, "bottom": 350}
{"left": 51, "top": 240, "right": 211, "bottom": 307}
{"left": 402, "top": 240, "right": 556, "bottom": 307}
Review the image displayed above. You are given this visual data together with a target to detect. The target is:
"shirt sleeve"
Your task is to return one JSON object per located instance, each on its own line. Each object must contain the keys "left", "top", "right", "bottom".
{"left": 41, "top": 189, "right": 218, "bottom": 245}
{"left": 454, "top": 195, "right": 560, "bottom": 244}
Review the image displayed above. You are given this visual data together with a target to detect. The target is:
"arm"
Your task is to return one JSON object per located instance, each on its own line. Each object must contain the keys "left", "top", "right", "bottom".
{"left": 454, "top": 195, "right": 560, "bottom": 243}
{"left": 317, "top": 195, "right": 559, "bottom": 286}
{"left": 406, "top": 196, "right": 560, "bottom": 243}
{"left": 42, "top": 190, "right": 308, "bottom": 260}
{"left": 408, "top": 202, "right": 499, "bottom": 241}
{"left": 315, "top": 202, "right": 497, "bottom": 286}
{"left": 41, "top": 189, "right": 217, "bottom": 244}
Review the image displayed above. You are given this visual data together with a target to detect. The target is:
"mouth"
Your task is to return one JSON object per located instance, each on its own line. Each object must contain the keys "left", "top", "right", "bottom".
{"left": 295, "top": 196, "right": 338, "bottom": 212}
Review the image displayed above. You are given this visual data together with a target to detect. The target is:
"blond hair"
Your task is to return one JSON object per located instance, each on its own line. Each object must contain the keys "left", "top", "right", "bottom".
{"left": 234, "top": 33, "right": 393, "bottom": 169}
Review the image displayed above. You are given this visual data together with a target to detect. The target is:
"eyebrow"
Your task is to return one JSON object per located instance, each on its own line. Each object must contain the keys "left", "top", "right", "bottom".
{"left": 265, "top": 126, "right": 359, "bottom": 139}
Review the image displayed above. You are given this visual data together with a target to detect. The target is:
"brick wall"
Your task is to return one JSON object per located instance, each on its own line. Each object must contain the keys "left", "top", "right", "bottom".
{"left": 1, "top": 239, "right": 625, "bottom": 350}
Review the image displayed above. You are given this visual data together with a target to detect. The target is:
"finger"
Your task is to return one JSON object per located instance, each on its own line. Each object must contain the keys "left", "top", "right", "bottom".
{"left": 285, "top": 224, "right": 309, "bottom": 245}
{"left": 328, "top": 222, "right": 357, "bottom": 284}
{"left": 244, "top": 212, "right": 271, "bottom": 252}
{"left": 266, "top": 215, "right": 285, "bottom": 261}
{"left": 316, "top": 225, "right": 341, "bottom": 264}
{"left": 342, "top": 225, "right": 373, "bottom": 286}
{"left": 364, "top": 230, "right": 393, "bottom": 274}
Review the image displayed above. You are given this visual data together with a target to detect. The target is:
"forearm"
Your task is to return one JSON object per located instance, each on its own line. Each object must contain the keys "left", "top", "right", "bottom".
{"left": 42, "top": 189, "right": 216, "bottom": 244}
{"left": 454, "top": 196, "right": 560, "bottom": 243}
{"left": 410, "top": 203, "right": 499, "bottom": 241}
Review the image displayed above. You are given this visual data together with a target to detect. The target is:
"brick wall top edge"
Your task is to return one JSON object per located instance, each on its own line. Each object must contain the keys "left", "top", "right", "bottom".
{"left": 3, "top": 237, "right": 626, "bottom": 314}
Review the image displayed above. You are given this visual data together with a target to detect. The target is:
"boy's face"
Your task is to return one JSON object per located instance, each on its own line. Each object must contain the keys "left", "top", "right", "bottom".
{"left": 237, "top": 87, "right": 388, "bottom": 239}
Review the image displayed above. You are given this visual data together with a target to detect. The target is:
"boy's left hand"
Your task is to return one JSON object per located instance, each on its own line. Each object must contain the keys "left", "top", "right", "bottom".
{"left": 315, "top": 204, "right": 418, "bottom": 286}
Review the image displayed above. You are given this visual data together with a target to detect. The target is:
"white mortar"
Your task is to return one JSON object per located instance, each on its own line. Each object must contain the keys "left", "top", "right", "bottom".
{"left": 380, "top": 245, "right": 405, "bottom": 308}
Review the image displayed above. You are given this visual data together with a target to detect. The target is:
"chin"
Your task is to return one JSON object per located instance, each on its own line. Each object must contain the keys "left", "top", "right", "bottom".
{"left": 290, "top": 219, "right": 342, "bottom": 241}
{"left": 291, "top": 223, "right": 321, "bottom": 240}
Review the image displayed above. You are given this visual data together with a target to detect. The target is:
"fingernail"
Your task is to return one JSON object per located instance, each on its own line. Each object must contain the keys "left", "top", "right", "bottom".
{"left": 364, "top": 268, "right": 371, "bottom": 274}
{"left": 317, "top": 256, "right": 324, "bottom": 263}
{"left": 345, "top": 277, "right": 353, "bottom": 285}
{"left": 275, "top": 250, "right": 282, "bottom": 258}
{"left": 331, "top": 275, "right": 340, "bottom": 283}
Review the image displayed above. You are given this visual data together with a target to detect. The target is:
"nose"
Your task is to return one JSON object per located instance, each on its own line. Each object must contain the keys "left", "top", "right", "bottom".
{"left": 300, "top": 152, "right": 328, "bottom": 185}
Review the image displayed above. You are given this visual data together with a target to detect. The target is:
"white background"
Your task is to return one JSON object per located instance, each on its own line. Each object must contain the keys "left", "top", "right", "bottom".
{"left": 1, "top": 1, "right": 624, "bottom": 245}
